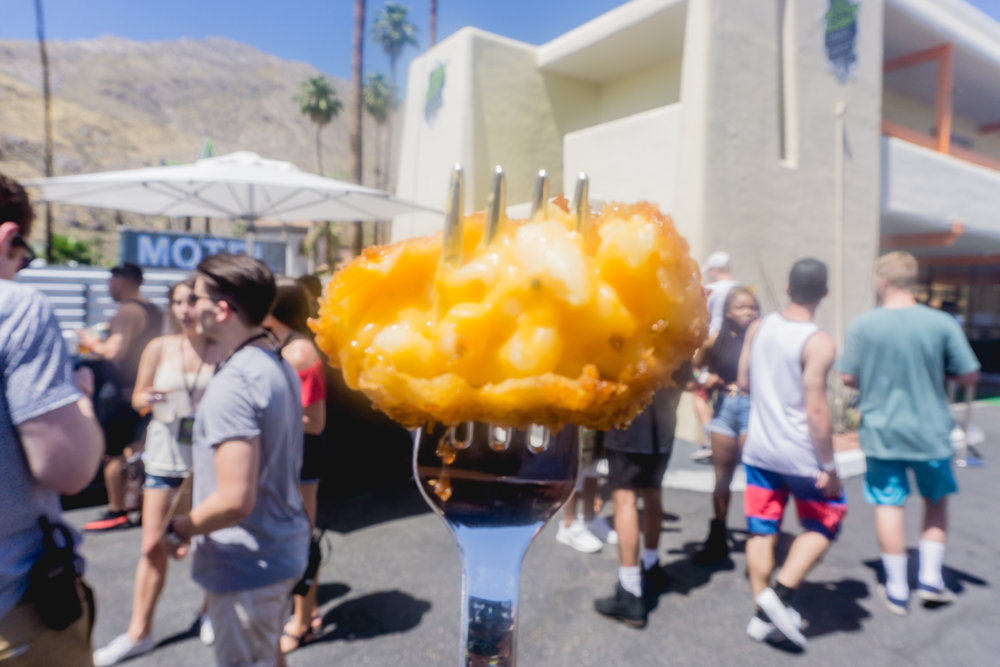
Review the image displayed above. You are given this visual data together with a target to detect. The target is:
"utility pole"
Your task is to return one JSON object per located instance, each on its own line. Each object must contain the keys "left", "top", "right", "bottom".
{"left": 35, "top": 0, "right": 55, "bottom": 263}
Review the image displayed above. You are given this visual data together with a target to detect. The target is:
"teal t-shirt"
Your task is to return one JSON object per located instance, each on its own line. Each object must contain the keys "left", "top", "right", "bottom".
{"left": 837, "top": 305, "right": 979, "bottom": 461}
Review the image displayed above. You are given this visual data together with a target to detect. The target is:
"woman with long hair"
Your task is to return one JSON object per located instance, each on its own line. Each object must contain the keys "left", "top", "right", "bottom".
{"left": 263, "top": 276, "right": 327, "bottom": 653}
{"left": 93, "top": 279, "right": 224, "bottom": 665}
{"left": 692, "top": 286, "right": 760, "bottom": 565}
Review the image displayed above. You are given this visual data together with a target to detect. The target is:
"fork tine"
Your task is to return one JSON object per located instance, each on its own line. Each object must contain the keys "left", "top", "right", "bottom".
{"left": 484, "top": 165, "right": 506, "bottom": 245}
{"left": 530, "top": 169, "right": 549, "bottom": 222}
{"left": 526, "top": 424, "right": 550, "bottom": 453}
{"left": 572, "top": 172, "right": 590, "bottom": 233}
{"left": 442, "top": 164, "right": 465, "bottom": 265}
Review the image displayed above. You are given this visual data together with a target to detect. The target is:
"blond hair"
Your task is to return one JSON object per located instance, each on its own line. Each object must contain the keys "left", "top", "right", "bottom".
{"left": 875, "top": 251, "right": 918, "bottom": 289}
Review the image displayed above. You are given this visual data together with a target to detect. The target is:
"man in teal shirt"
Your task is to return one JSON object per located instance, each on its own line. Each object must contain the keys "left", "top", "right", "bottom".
{"left": 838, "top": 251, "right": 979, "bottom": 616}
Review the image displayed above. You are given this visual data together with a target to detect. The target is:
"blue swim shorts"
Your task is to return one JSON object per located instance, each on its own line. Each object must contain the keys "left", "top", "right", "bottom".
{"left": 863, "top": 457, "right": 957, "bottom": 505}
{"left": 744, "top": 464, "right": 847, "bottom": 540}
{"left": 709, "top": 393, "right": 750, "bottom": 439}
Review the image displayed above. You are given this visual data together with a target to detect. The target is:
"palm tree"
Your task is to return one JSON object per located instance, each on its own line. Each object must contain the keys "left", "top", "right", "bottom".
{"left": 371, "top": 2, "right": 419, "bottom": 190}
{"left": 429, "top": 0, "right": 438, "bottom": 47}
{"left": 363, "top": 73, "right": 391, "bottom": 189}
{"left": 350, "top": 0, "right": 366, "bottom": 255}
{"left": 35, "top": 0, "right": 54, "bottom": 262}
{"left": 296, "top": 75, "right": 342, "bottom": 175}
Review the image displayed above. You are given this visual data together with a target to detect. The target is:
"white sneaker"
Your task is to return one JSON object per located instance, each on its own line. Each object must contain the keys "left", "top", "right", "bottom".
{"left": 586, "top": 516, "right": 619, "bottom": 545}
{"left": 199, "top": 613, "right": 215, "bottom": 645}
{"left": 754, "top": 587, "right": 806, "bottom": 648}
{"left": 556, "top": 519, "right": 603, "bottom": 553}
{"left": 691, "top": 446, "right": 713, "bottom": 462}
{"left": 93, "top": 632, "right": 155, "bottom": 666}
{"left": 746, "top": 606, "right": 802, "bottom": 643}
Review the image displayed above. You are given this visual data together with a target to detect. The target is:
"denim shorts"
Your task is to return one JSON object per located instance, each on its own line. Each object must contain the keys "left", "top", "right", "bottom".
{"left": 144, "top": 473, "right": 186, "bottom": 490}
{"left": 863, "top": 457, "right": 957, "bottom": 505}
{"left": 709, "top": 393, "right": 750, "bottom": 439}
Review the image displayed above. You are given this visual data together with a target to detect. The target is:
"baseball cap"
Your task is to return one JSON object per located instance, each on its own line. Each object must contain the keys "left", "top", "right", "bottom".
{"left": 702, "top": 251, "right": 731, "bottom": 272}
{"left": 110, "top": 262, "right": 143, "bottom": 284}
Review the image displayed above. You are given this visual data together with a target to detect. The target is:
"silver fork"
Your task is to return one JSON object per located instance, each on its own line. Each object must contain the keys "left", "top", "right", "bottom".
{"left": 412, "top": 165, "right": 590, "bottom": 665}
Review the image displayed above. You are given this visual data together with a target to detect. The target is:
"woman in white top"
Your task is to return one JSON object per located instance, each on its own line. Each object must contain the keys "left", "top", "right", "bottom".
{"left": 93, "top": 279, "right": 224, "bottom": 666}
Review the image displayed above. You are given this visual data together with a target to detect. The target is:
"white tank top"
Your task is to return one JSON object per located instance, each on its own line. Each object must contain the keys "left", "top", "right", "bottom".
{"left": 143, "top": 340, "right": 212, "bottom": 477}
{"left": 742, "top": 313, "right": 821, "bottom": 477}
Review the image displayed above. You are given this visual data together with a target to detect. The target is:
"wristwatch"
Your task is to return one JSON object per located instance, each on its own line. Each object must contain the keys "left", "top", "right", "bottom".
{"left": 820, "top": 460, "right": 838, "bottom": 474}
{"left": 165, "top": 519, "right": 188, "bottom": 547}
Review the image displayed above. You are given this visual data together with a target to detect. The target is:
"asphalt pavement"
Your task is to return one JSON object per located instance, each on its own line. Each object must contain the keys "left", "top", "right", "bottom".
{"left": 69, "top": 403, "right": 1000, "bottom": 666}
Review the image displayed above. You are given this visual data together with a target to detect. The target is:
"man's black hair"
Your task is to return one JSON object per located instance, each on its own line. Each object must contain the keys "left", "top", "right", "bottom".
{"left": 0, "top": 172, "right": 34, "bottom": 237}
{"left": 197, "top": 252, "right": 275, "bottom": 326}
{"left": 110, "top": 262, "right": 144, "bottom": 286}
{"left": 788, "top": 258, "right": 828, "bottom": 305}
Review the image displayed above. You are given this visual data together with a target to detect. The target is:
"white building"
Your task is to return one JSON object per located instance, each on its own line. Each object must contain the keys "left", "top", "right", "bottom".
{"left": 393, "top": 0, "right": 1000, "bottom": 374}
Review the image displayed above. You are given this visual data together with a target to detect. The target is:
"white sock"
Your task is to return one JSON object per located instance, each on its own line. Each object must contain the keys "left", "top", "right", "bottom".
{"left": 642, "top": 548, "right": 659, "bottom": 570}
{"left": 619, "top": 566, "right": 642, "bottom": 597}
{"left": 918, "top": 539, "right": 946, "bottom": 590}
{"left": 882, "top": 553, "right": 909, "bottom": 600}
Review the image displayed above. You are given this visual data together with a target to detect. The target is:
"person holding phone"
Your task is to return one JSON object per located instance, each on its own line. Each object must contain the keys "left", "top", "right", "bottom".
{"left": 93, "top": 279, "right": 223, "bottom": 666}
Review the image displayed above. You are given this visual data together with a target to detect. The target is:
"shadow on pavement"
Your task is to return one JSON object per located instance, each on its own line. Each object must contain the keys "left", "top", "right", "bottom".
{"left": 797, "top": 578, "right": 871, "bottom": 637}
{"left": 318, "top": 482, "right": 430, "bottom": 535}
{"left": 317, "top": 590, "right": 432, "bottom": 642}
{"left": 317, "top": 581, "right": 351, "bottom": 606}
{"left": 154, "top": 616, "right": 200, "bottom": 650}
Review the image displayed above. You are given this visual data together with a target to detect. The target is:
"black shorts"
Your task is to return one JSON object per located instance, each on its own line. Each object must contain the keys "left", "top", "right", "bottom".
{"left": 102, "top": 399, "right": 146, "bottom": 456}
{"left": 300, "top": 433, "right": 326, "bottom": 483}
{"left": 607, "top": 450, "right": 671, "bottom": 490}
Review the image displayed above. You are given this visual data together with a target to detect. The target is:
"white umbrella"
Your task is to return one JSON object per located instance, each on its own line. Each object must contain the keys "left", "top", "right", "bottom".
{"left": 24, "top": 151, "right": 439, "bottom": 224}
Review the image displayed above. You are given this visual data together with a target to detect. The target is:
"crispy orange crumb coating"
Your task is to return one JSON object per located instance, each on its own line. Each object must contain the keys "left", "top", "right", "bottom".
{"left": 310, "top": 199, "right": 707, "bottom": 430}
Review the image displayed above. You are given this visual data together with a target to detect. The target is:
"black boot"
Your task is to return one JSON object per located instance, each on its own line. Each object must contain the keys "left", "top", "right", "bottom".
{"left": 693, "top": 519, "right": 729, "bottom": 565}
{"left": 594, "top": 582, "right": 647, "bottom": 628}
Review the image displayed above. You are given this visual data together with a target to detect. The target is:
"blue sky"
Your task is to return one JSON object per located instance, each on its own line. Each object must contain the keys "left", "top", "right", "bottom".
{"left": 4, "top": 0, "right": 1000, "bottom": 88}
{"left": 0, "top": 0, "right": 624, "bottom": 86}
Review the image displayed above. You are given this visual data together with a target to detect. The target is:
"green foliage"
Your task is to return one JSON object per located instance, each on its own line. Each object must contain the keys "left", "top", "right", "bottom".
{"left": 297, "top": 75, "right": 343, "bottom": 174}
{"left": 296, "top": 75, "right": 343, "bottom": 128}
{"left": 363, "top": 73, "right": 391, "bottom": 124}
{"left": 49, "top": 233, "right": 94, "bottom": 265}
{"left": 371, "top": 2, "right": 419, "bottom": 67}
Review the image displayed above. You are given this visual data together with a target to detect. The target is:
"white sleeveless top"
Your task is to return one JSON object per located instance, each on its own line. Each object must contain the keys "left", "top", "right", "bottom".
{"left": 143, "top": 340, "right": 212, "bottom": 477}
{"left": 742, "top": 313, "right": 821, "bottom": 477}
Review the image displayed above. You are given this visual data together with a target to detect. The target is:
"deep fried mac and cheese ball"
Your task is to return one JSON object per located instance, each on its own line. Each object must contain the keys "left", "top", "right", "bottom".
{"left": 311, "top": 200, "right": 707, "bottom": 430}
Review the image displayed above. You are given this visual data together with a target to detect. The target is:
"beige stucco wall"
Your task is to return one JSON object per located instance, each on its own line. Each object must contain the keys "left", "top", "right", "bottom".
{"left": 677, "top": 0, "right": 884, "bottom": 344}
{"left": 393, "top": 29, "right": 479, "bottom": 241}
{"left": 562, "top": 104, "right": 681, "bottom": 209}
{"left": 394, "top": 32, "right": 687, "bottom": 244}
{"left": 598, "top": 57, "right": 683, "bottom": 120}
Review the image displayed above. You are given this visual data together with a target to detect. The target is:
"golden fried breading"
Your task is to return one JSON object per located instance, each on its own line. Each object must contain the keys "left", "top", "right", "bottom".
{"left": 310, "top": 199, "right": 707, "bottom": 430}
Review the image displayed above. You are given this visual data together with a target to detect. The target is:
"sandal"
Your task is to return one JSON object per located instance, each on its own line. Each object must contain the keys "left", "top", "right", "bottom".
{"left": 279, "top": 623, "right": 316, "bottom": 654}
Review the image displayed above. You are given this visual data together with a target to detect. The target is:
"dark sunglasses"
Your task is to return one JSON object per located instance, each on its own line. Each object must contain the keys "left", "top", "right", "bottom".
{"left": 12, "top": 235, "right": 36, "bottom": 271}
{"left": 172, "top": 294, "right": 215, "bottom": 307}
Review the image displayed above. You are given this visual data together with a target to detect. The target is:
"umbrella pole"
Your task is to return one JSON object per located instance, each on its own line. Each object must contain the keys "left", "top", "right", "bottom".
{"left": 245, "top": 216, "right": 256, "bottom": 259}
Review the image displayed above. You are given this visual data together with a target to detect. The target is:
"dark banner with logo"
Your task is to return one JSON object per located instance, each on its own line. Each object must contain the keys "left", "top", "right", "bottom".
{"left": 825, "top": 0, "right": 859, "bottom": 83}
{"left": 120, "top": 230, "right": 286, "bottom": 273}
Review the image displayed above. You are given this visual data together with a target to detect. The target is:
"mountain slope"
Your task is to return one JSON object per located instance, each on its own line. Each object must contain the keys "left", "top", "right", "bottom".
{"left": 0, "top": 36, "right": 385, "bottom": 184}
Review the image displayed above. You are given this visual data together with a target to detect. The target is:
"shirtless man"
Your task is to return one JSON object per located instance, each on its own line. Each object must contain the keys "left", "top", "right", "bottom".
{"left": 79, "top": 263, "right": 163, "bottom": 531}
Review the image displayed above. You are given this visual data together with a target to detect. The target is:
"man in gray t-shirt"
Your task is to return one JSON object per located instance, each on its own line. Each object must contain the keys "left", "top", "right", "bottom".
{"left": 1, "top": 173, "right": 104, "bottom": 664}
{"left": 160, "top": 253, "right": 308, "bottom": 666}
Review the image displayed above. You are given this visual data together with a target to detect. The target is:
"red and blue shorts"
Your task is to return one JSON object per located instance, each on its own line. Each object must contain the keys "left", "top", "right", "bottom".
{"left": 744, "top": 464, "right": 847, "bottom": 540}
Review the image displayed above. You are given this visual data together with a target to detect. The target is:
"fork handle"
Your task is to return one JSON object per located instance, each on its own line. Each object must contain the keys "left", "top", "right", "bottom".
{"left": 453, "top": 523, "right": 535, "bottom": 666}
